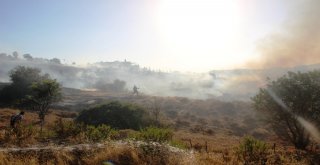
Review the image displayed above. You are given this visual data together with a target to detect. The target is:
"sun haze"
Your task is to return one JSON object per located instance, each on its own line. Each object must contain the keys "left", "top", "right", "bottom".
{"left": 0, "top": 0, "right": 299, "bottom": 71}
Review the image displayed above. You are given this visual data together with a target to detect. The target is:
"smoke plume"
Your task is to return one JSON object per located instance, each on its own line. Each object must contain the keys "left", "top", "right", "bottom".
{"left": 252, "top": 0, "right": 320, "bottom": 68}
{"left": 1, "top": 51, "right": 319, "bottom": 100}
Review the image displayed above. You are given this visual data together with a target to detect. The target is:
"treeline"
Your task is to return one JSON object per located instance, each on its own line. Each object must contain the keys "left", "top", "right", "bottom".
{"left": 0, "top": 52, "right": 62, "bottom": 64}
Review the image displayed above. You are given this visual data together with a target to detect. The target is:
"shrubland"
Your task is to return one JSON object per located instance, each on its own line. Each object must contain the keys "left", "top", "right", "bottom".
{"left": 0, "top": 67, "right": 319, "bottom": 164}
{"left": 76, "top": 101, "right": 155, "bottom": 130}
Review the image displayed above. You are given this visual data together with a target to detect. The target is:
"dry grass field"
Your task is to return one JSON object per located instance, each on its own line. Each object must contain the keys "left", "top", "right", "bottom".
{"left": 0, "top": 107, "right": 319, "bottom": 165}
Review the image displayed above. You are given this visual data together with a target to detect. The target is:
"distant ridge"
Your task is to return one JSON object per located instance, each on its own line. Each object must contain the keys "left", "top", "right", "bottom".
{"left": 1, "top": 52, "right": 320, "bottom": 100}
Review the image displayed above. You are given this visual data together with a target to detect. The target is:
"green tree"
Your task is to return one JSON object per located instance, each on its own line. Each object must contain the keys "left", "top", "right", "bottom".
{"left": 27, "top": 79, "right": 62, "bottom": 131}
{"left": 0, "top": 66, "right": 49, "bottom": 105}
{"left": 252, "top": 71, "right": 320, "bottom": 149}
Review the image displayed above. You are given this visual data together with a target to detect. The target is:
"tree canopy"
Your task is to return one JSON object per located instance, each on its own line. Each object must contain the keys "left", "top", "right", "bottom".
{"left": 0, "top": 66, "right": 49, "bottom": 105}
{"left": 252, "top": 71, "right": 320, "bottom": 149}
{"left": 28, "top": 79, "right": 62, "bottom": 127}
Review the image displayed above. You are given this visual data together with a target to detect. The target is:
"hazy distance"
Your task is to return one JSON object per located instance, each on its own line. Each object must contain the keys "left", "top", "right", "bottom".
{"left": 1, "top": 0, "right": 320, "bottom": 99}
{"left": 1, "top": 0, "right": 320, "bottom": 72}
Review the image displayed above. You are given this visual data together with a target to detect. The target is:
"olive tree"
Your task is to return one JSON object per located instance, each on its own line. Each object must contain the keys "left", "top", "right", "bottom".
{"left": 252, "top": 71, "right": 320, "bottom": 149}
{"left": 28, "top": 79, "right": 61, "bottom": 131}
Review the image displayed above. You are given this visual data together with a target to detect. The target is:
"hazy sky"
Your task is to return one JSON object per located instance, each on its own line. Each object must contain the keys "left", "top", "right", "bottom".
{"left": 0, "top": 0, "right": 295, "bottom": 71}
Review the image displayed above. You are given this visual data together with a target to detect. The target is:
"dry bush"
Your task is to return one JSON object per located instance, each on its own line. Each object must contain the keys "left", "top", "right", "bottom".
{"left": 204, "top": 129, "right": 215, "bottom": 136}
{"left": 1, "top": 124, "right": 37, "bottom": 147}
{"left": 190, "top": 125, "right": 205, "bottom": 134}
{"left": 174, "top": 119, "right": 190, "bottom": 129}
{"left": 195, "top": 153, "right": 225, "bottom": 165}
{"left": 211, "top": 119, "right": 222, "bottom": 128}
{"left": 0, "top": 149, "right": 75, "bottom": 165}
{"left": 196, "top": 118, "right": 208, "bottom": 125}
{"left": 51, "top": 118, "right": 82, "bottom": 139}
{"left": 251, "top": 128, "right": 269, "bottom": 140}
{"left": 165, "top": 110, "right": 178, "bottom": 119}
{"left": 174, "top": 130, "right": 240, "bottom": 153}
{"left": 242, "top": 115, "right": 258, "bottom": 129}
{"left": 228, "top": 122, "right": 247, "bottom": 137}
{"left": 112, "top": 129, "right": 137, "bottom": 140}
{"left": 0, "top": 152, "right": 39, "bottom": 165}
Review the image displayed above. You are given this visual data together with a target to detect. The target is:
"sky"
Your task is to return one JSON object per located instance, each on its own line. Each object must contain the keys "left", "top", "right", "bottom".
{"left": 0, "top": 0, "right": 309, "bottom": 72}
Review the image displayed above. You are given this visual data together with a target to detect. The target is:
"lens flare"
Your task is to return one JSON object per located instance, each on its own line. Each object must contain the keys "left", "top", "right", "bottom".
{"left": 266, "top": 89, "right": 320, "bottom": 143}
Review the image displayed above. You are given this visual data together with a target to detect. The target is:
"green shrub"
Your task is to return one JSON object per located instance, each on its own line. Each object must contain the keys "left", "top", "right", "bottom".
{"left": 135, "top": 126, "right": 173, "bottom": 143}
{"left": 52, "top": 118, "right": 83, "bottom": 139}
{"left": 51, "top": 119, "right": 118, "bottom": 142}
{"left": 76, "top": 101, "right": 154, "bottom": 130}
{"left": 236, "top": 136, "right": 269, "bottom": 164}
{"left": 84, "top": 124, "right": 118, "bottom": 142}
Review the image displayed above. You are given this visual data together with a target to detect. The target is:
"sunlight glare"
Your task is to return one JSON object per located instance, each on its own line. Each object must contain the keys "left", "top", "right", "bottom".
{"left": 155, "top": 0, "right": 251, "bottom": 70}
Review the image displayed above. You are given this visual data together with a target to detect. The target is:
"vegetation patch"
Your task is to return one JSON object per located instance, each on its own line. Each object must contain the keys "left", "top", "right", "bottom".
{"left": 134, "top": 126, "right": 173, "bottom": 143}
{"left": 76, "top": 101, "right": 154, "bottom": 130}
{"left": 235, "top": 136, "right": 269, "bottom": 164}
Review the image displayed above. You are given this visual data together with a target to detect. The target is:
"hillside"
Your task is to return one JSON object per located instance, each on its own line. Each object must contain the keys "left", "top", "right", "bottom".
{"left": 0, "top": 55, "right": 319, "bottom": 164}
{"left": 1, "top": 53, "right": 320, "bottom": 100}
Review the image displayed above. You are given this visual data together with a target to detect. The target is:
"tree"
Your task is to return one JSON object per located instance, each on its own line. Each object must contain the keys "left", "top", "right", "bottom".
{"left": 23, "top": 54, "right": 33, "bottom": 60}
{"left": 0, "top": 66, "right": 61, "bottom": 131}
{"left": 27, "top": 79, "right": 61, "bottom": 131}
{"left": 0, "top": 66, "right": 48, "bottom": 105}
{"left": 49, "top": 58, "right": 61, "bottom": 64}
{"left": 252, "top": 71, "right": 320, "bottom": 149}
{"left": 12, "top": 51, "right": 19, "bottom": 59}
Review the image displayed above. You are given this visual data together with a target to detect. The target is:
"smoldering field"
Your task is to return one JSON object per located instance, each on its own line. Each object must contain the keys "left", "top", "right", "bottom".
{"left": 1, "top": 53, "right": 320, "bottom": 101}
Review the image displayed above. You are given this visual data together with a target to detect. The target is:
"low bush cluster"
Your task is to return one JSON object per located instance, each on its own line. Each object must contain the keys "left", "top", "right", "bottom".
{"left": 134, "top": 126, "right": 173, "bottom": 143}
{"left": 235, "top": 136, "right": 268, "bottom": 164}
{"left": 52, "top": 118, "right": 82, "bottom": 139}
{"left": 1, "top": 124, "right": 37, "bottom": 146}
{"left": 0, "top": 119, "right": 120, "bottom": 145}
{"left": 84, "top": 125, "right": 118, "bottom": 142}
{"left": 52, "top": 119, "right": 119, "bottom": 142}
